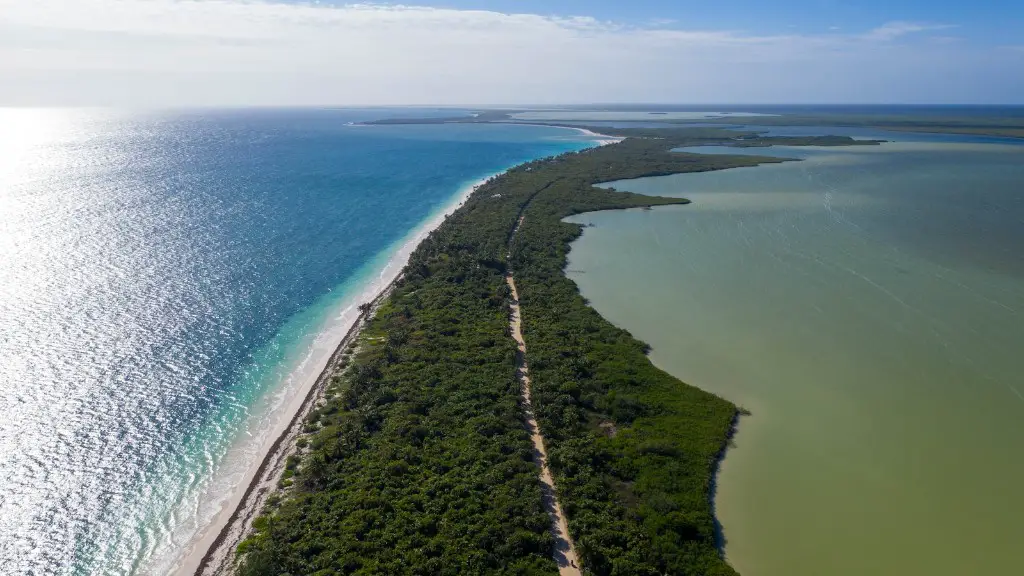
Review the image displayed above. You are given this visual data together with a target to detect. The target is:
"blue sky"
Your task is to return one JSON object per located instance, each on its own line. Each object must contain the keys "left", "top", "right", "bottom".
{"left": 1, "top": 0, "right": 1021, "bottom": 105}
{"left": 324, "top": 0, "right": 1024, "bottom": 43}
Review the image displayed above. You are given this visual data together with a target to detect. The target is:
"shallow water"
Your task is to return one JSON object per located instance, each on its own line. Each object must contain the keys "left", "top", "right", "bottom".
{"left": 566, "top": 137, "right": 1024, "bottom": 576}
{"left": 0, "top": 108, "right": 595, "bottom": 575}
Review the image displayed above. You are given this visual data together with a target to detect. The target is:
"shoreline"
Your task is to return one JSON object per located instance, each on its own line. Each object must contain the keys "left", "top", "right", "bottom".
{"left": 499, "top": 122, "right": 624, "bottom": 146}
{"left": 709, "top": 408, "right": 744, "bottom": 560}
{"left": 174, "top": 175, "right": 489, "bottom": 576}
{"left": 362, "top": 118, "right": 624, "bottom": 147}
{"left": 176, "top": 128, "right": 618, "bottom": 575}
{"left": 565, "top": 126, "right": 624, "bottom": 146}
{"left": 188, "top": 273, "right": 402, "bottom": 576}
{"left": 566, "top": 209, "right": 746, "bottom": 566}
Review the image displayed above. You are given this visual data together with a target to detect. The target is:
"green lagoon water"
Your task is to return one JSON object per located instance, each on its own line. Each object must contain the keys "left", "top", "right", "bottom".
{"left": 565, "top": 138, "right": 1024, "bottom": 576}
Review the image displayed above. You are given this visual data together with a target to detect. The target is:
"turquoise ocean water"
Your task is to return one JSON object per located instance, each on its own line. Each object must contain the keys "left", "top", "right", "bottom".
{"left": 0, "top": 108, "right": 597, "bottom": 574}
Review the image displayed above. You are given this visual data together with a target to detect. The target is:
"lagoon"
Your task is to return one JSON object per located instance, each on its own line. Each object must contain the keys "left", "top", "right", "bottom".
{"left": 565, "top": 137, "right": 1024, "bottom": 575}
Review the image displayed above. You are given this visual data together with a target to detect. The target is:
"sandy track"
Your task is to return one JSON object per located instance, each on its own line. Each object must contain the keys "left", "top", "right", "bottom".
{"left": 507, "top": 215, "right": 582, "bottom": 576}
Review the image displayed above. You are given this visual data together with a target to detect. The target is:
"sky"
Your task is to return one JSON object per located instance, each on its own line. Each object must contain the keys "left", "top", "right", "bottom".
{"left": 1, "top": 0, "right": 1022, "bottom": 106}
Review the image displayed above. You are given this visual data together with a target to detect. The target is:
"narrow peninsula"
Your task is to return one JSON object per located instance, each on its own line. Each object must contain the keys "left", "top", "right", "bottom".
{"left": 205, "top": 127, "right": 871, "bottom": 576}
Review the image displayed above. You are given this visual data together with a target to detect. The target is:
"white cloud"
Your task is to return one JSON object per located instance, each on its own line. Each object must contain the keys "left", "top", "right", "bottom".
{"left": 0, "top": 1, "right": 1018, "bottom": 105}
{"left": 863, "top": 21, "right": 957, "bottom": 41}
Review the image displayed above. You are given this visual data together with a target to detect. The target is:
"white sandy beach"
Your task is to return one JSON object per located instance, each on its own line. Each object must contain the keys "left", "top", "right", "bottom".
{"left": 571, "top": 127, "right": 625, "bottom": 146}
{"left": 169, "top": 175, "right": 486, "bottom": 576}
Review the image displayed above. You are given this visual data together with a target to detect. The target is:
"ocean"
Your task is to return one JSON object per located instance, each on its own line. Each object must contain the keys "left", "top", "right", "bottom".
{"left": 0, "top": 108, "right": 598, "bottom": 575}
{"left": 565, "top": 131, "right": 1024, "bottom": 575}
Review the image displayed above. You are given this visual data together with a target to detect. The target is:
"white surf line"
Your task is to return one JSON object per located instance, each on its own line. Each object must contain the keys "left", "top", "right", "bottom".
{"left": 507, "top": 215, "right": 582, "bottom": 576}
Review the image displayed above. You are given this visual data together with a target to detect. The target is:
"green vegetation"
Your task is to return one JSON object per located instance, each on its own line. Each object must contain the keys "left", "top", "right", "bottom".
{"left": 667, "top": 113, "right": 1024, "bottom": 139}
{"left": 731, "top": 135, "right": 884, "bottom": 147}
{"left": 558, "top": 126, "right": 885, "bottom": 147}
{"left": 235, "top": 130, "right": 794, "bottom": 575}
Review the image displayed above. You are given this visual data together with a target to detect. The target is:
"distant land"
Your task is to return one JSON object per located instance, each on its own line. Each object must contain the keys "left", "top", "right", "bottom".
{"left": 364, "top": 105, "right": 1024, "bottom": 139}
